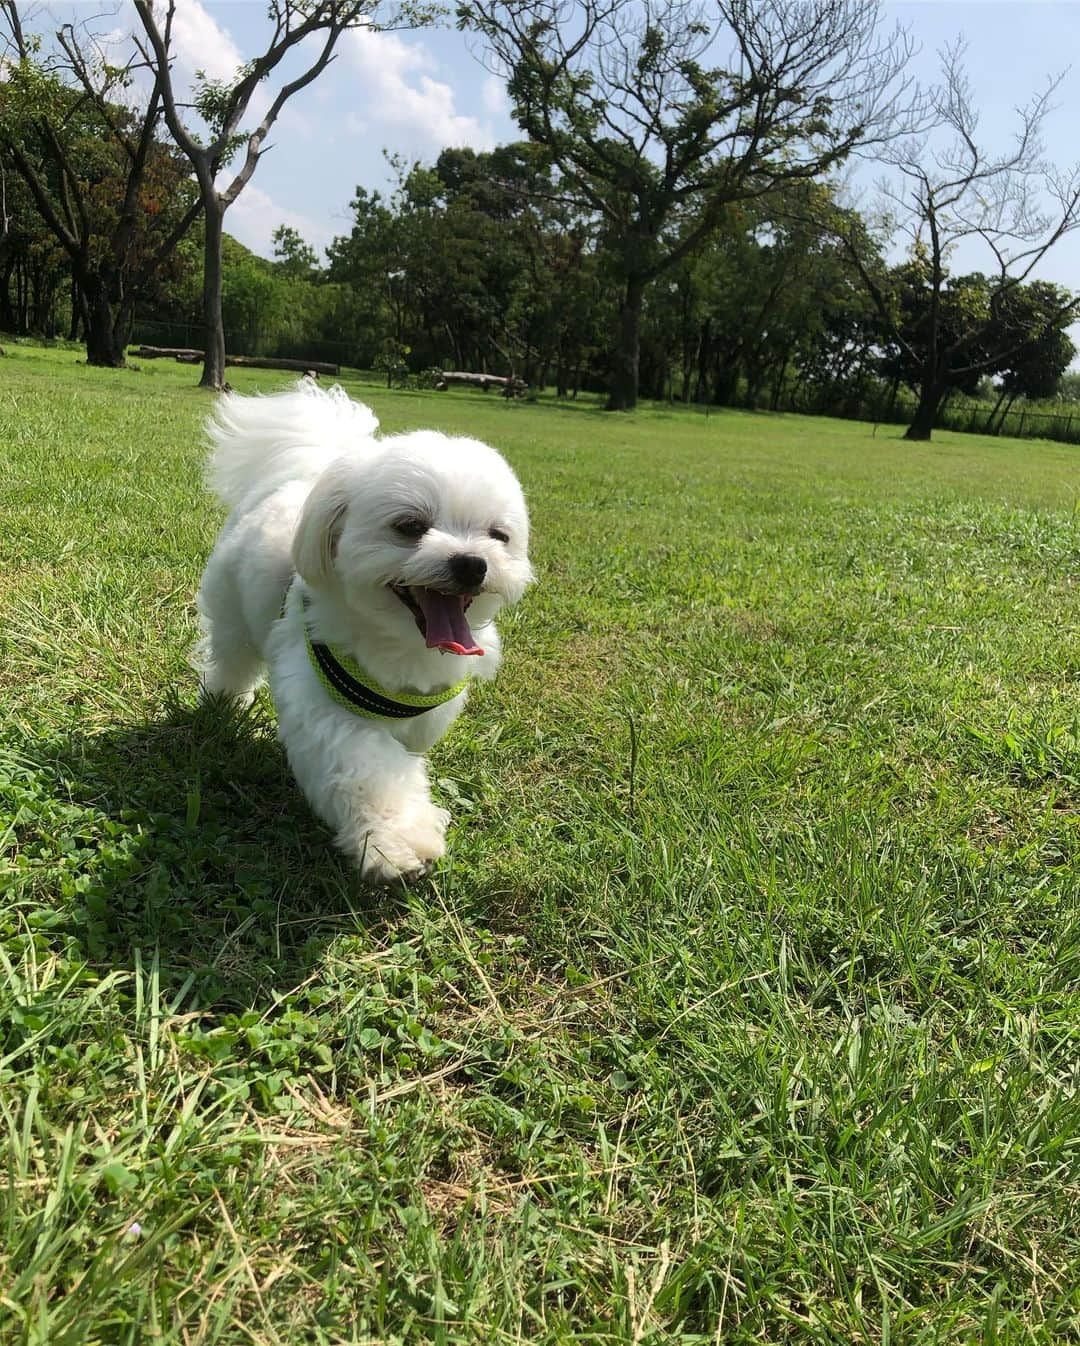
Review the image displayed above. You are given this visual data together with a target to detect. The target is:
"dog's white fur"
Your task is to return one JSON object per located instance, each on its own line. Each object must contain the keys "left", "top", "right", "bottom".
{"left": 194, "top": 381, "right": 532, "bottom": 882}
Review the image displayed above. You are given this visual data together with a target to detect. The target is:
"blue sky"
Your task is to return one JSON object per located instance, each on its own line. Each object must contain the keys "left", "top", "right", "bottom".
{"left": 43, "top": 1, "right": 1080, "bottom": 299}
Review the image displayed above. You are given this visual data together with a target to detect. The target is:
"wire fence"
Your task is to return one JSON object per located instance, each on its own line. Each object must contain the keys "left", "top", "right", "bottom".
{"left": 769, "top": 385, "right": 1080, "bottom": 447}
{"left": 936, "top": 399, "right": 1080, "bottom": 444}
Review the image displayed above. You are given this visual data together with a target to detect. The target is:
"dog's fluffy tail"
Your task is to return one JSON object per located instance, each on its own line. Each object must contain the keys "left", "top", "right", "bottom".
{"left": 206, "top": 380, "right": 380, "bottom": 512}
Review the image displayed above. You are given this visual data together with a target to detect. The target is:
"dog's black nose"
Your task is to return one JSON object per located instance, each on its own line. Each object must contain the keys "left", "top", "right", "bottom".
{"left": 448, "top": 553, "right": 487, "bottom": 590}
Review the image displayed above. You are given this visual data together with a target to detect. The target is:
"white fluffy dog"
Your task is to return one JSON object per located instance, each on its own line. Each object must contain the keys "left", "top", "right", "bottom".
{"left": 194, "top": 381, "right": 532, "bottom": 883}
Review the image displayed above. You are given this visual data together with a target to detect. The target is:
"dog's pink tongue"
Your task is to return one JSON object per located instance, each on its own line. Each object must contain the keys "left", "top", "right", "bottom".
{"left": 415, "top": 588, "right": 484, "bottom": 656}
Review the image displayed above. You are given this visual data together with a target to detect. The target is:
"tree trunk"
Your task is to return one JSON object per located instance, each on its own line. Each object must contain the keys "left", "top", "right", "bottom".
{"left": 83, "top": 276, "right": 126, "bottom": 367}
{"left": 694, "top": 317, "right": 711, "bottom": 403}
{"left": 0, "top": 258, "right": 16, "bottom": 332}
{"left": 606, "top": 276, "right": 644, "bottom": 411}
{"left": 16, "top": 259, "right": 28, "bottom": 332}
{"left": 771, "top": 354, "right": 790, "bottom": 411}
{"left": 201, "top": 199, "right": 228, "bottom": 391}
{"left": 885, "top": 374, "right": 901, "bottom": 422}
{"left": 77, "top": 287, "right": 91, "bottom": 345}
{"left": 987, "top": 385, "right": 1008, "bottom": 433}
{"left": 904, "top": 382, "right": 945, "bottom": 441}
{"left": 712, "top": 359, "right": 738, "bottom": 407}
{"left": 30, "top": 264, "right": 47, "bottom": 333}
{"left": 683, "top": 327, "right": 702, "bottom": 403}
{"left": 68, "top": 276, "right": 81, "bottom": 342}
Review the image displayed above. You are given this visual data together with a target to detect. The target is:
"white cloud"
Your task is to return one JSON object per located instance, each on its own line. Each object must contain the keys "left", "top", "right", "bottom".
{"left": 36, "top": 1, "right": 250, "bottom": 118}
{"left": 165, "top": 0, "right": 273, "bottom": 130}
{"left": 168, "top": 0, "right": 245, "bottom": 87}
{"left": 344, "top": 27, "right": 498, "bottom": 152}
{"left": 224, "top": 183, "right": 334, "bottom": 260}
{"left": 481, "top": 75, "right": 510, "bottom": 121}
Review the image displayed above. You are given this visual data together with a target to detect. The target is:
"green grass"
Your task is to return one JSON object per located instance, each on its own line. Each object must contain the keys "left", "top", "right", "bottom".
{"left": 2, "top": 342, "right": 1080, "bottom": 1343}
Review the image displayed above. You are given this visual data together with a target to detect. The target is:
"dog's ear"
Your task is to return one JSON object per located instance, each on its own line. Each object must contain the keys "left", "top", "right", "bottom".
{"left": 292, "top": 469, "right": 348, "bottom": 585}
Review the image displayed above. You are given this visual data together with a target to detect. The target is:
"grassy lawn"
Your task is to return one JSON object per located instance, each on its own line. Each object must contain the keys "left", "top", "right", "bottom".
{"left": 2, "top": 342, "right": 1079, "bottom": 1343}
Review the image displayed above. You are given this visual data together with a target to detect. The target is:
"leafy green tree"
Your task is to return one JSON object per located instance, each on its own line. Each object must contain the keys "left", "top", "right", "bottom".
{"left": 0, "top": 161, "right": 69, "bottom": 335}
{"left": 220, "top": 243, "right": 290, "bottom": 354}
{"left": 460, "top": 0, "right": 914, "bottom": 410}
{"left": 326, "top": 143, "right": 605, "bottom": 388}
{"left": 325, "top": 186, "right": 398, "bottom": 365}
{"left": 986, "top": 282, "right": 1077, "bottom": 430}
{"left": 869, "top": 260, "right": 1077, "bottom": 434}
{"left": 637, "top": 185, "right": 881, "bottom": 410}
{"left": 272, "top": 225, "right": 319, "bottom": 280}
{"left": 0, "top": 3, "right": 200, "bottom": 365}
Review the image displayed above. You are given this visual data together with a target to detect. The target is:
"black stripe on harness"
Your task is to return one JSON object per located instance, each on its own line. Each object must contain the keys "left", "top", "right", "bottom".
{"left": 307, "top": 638, "right": 434, "bottom": 718}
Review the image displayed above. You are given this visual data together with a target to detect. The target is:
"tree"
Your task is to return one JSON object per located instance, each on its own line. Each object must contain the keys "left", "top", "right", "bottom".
{"left": 0, "top": 2, "right": 201, "bottom": 365}
{"left": 985, "top": 281, "right": 1076, "bottom": 431}
{"left": 868, "top": 263, "right": 1077, "bottom": 435}
{"left": 222, "top": 241, "right": 290, "bottom": 354}
{"left": 326, "top": 142, "right": 608, "bottom": 391}
{"left": 620, "top": 178, "right": 883, "bottom": 409}
{"left": 133, "top": 0, "right": 410, "bottom": 390}
{"left": 459, "top": 0, "right": 914, "bottom": 410}
{"left": 325, "top": 184, "right": 398, "bottom": 364}
{"left": 272, "top": 224, "right": 319, "bottom": 279}
{"left": 0, "top": 160, "right": 69, "bottom": 335}
{"left": 832, "top": 43, "right": 1080, "bottom": 440}
{"left": 393, "top": 144, "right": 577, "bottom": 380}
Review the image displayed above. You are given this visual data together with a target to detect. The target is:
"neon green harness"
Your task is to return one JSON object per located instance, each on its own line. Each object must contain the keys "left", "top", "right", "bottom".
{"left": 286, "top": 578, "right": 469, "bottom": 720}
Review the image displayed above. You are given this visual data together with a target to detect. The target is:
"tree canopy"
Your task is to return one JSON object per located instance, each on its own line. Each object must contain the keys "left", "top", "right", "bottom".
{"left": 0, "top": 1, "right": 199, "bottom": 365}
{"left": 3, "top": 7, "right": 1078, "bottom": 441}
{"left": 829, "top": 41, "right": 1080, "bottom": 439}
{"left": 458, "top": 0, "right": 915, "bottom": 408}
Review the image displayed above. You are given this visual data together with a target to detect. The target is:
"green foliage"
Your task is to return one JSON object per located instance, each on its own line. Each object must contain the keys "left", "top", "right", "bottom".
{"left": 0, "top": 34, "right": 198, "bottom": 361}
{"left": 995, "top": 281, "right": 1077, "bottom": 400}
{"left": 323, "top": 144, "right": 609, "bottom": 389}
{"left": 373, "top": 336, "right": 412, "bottom": 386}
{"left": 0, "top": 162, "right": 69, "bottom": 336}
{"left": 191, "top": 69, "right": 248, "bottom": 144}
{"left": 878, "top": 261, "right": 1077, "bottom": 408}
{"left": 220, "top": 244, "right": 289, "bottom": 353}
{"left": 271, "top": 224, "right": 319, "bottom": 279}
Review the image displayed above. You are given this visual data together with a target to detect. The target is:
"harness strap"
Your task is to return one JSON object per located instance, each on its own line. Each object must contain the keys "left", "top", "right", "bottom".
{"left": 282, "top": 576, "right": 469, "bottom": 720}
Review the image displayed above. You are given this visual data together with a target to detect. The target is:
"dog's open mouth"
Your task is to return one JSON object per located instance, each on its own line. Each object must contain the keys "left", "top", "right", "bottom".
{"left": 390, "top": 585, "right": 484, "bottom": 656}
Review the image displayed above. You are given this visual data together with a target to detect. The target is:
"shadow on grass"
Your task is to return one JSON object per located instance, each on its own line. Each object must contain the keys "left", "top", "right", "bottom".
{"left": 10, "top": 695, "right": 412, "bottom": 1010}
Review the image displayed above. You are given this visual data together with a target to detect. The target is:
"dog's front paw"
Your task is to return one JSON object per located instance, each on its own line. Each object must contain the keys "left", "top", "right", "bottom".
{"left": 339, "top": 805, "right": 450, "bottom": 885}
{"left": 403, "top": 802, "right": 451, "bottom": 865}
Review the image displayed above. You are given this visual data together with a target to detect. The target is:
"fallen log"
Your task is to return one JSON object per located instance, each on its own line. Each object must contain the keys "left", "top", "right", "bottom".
{"left": 434, "top": 370, "right": 527, "bottom": 396}
{"left": 130, "top": 346, "right": 340, "bottom": 376}
{"left": 226, "top": 354, "right": 339, "bottom": 375}
{"left": 132, "top": 344, "right": 201, "bottom": 359}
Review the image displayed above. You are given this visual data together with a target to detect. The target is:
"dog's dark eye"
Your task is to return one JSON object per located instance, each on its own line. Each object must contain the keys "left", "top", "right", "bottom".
{"left": 489, "top": 527, "right": 510, "bottom": 544}
{"left": 394, "top": 517, "right": 429, "bottom": 540}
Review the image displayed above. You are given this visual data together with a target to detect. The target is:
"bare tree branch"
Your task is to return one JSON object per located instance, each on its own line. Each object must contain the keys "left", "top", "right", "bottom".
{"left": 832, "top": 43, "right": 1080, "bottom": 438}
{"left": 132, "top": 0, "right": 419, "bottom": 388}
